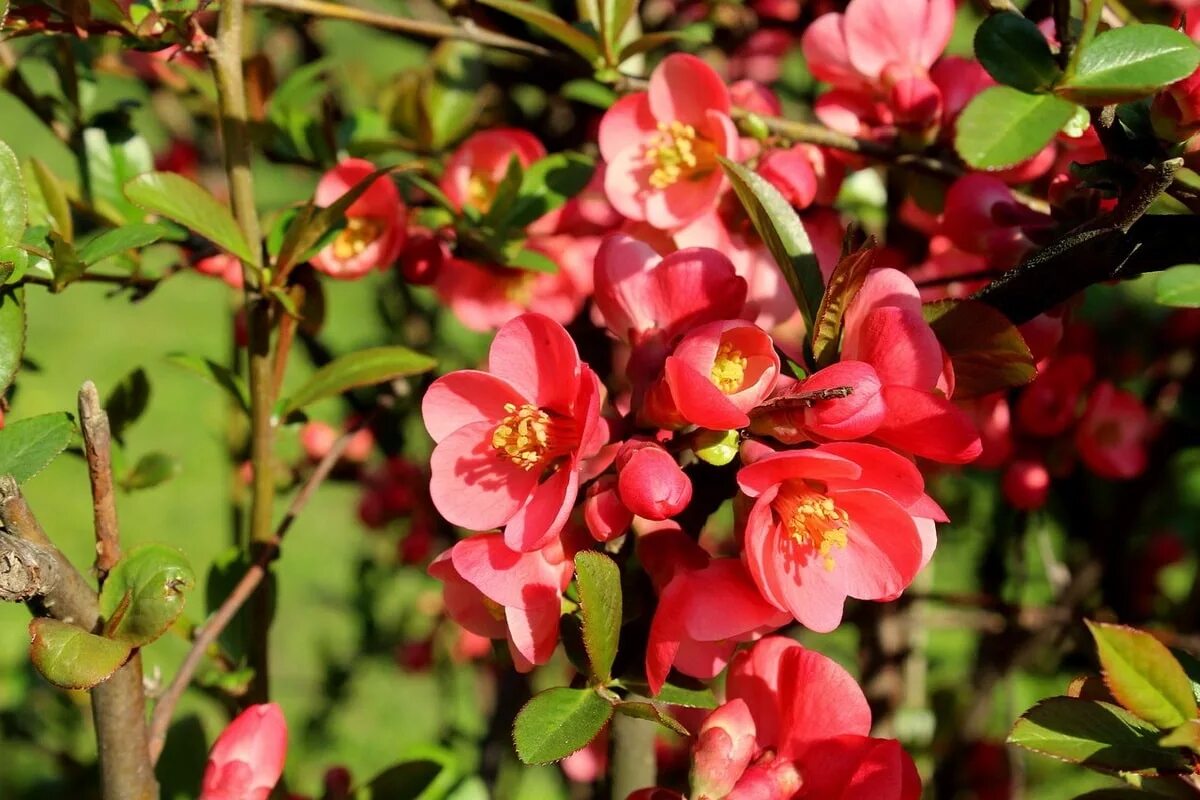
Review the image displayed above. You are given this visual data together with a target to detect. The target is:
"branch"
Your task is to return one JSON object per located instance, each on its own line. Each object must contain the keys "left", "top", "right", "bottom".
{"left": 0, "top": 533, "right": 60, "bottom": 603}
{"left": 78, "top": 382, "right": 122, "bottom": 578}
{"left": 146, "top": 422, "right": 360, "bottom": 763}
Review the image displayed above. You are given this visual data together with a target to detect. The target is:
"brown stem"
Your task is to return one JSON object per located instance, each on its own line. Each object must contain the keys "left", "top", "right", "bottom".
{"left": 211, "top": 0, "right": 277, "bottom": 704}
{"left": 0, "top": 533, "right": 60, "bottom": 603}
{"left": 79, "top": 381, "right": 122, "bottom": 578}
{"left": 146, "top": 424, "right": 360, "bottom": 763}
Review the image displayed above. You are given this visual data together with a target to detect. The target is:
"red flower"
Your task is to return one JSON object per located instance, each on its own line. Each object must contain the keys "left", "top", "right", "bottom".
{"left": 737, "top": 443, "right": 944, "bottom": 631}
{"left": 439, "top": 128, "right": 546, "bottom": 214}
{"left": 200, "top": 704, "right": 288, "bottom": 800}
{"left": 599, "top": 54, "right": 739, "bottom": 230}
{"left": 616, "top": 440, "right": 693, "bottom": 521}
{"left": 422, "top": 313, "right": 607, "bottom": 551}
{"left": 311, "top": 158, "right": 407, "bottom": 279}
{"left": 1076, "top": 382, "right": 1150, "bottom": 479}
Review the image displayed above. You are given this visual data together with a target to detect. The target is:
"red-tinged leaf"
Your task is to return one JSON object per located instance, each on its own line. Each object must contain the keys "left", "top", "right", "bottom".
{"left": 811, "top": 241, "right": 878, "bottom": 368}
{"left": 29, "top": 618, "right": 132, "bottom": 690}
{"left": 615, "top": 701, "right": 689, "bottom": 736}
{"left": 1087, "top": 621, "right": 1198, "bottom": 730}
{"left": 1160, "top": 719, "right": 1200, "bottom": 754}
{"left": 923, "top": 299, "right": 1036, "bottom": 398}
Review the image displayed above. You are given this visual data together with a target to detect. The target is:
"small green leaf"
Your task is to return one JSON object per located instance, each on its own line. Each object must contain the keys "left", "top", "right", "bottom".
{"left": 85, "top": 125, "right": 154, "bottom": 224}
{"left": 513, "top": 687, "right": 614, "bottom": 765}
{"left": 166, "top": 354, "right": 250, "bottom": 415}
{"left": 99, "top": 544, "right": 195, "bottom": 648}
{"left": 975, "top": 13, "right": 1061, "bottom": 94}
{"left": 0, "top": 287, "right": 24, "bottom": 395}
{"left": 124, "top": 172, "right": 258, "bottom": 267}
{"left": 561, "top": 79, "right": 618, "bottom": 109}
{"left": 720, "top": 157, "right": 823, "bottom": 339}
{"left": 600, "top": 0, "right": 637, "bottom": 58}
{"left": 1160, "top": 719, "right": 1200, "bottom": 754}
{"left": 476, "top": 0, "right": 601, "bottom": 62}
{"left": 77, "top": 222, "right": 175, "bottom": 266}
{"left": 356, "top": 760, "right": 448, "bottom": 800}
{"left": 507, "top": 248, "right": 559, "bottom": 274}
{"left": 1087, "top": 621, "right": 1198, "bottom": 730}
{"left": 693, "top": 429, "right": 739, "bottom": 466}
{"left": 923, "top": 299, "right": 1036, "bottom": 398}
{"left": 1059, "top": 25, "right": 1200, "bottom": 105}
{"left": 121, "top": 452, "right": 180, "bottom": 491}
{"left": 503, "top": 153, "right": 596, "bottom": 230}
{"left": 620, "top": 679, "right": 718, "bottom": 709}
{"left": 29, "top": 618, "right": 132, "bottom": 690}
{"left": 1008, "top": 697, "right": 1189, "bottom": 771}
{"left": 104, "top": 367, "right": 150, "bottom": 442}
{"left": 615, "top": 701, "right": 689, "bottom": 736}
{"left": 574, "top": 551, "right": 622, "bottom": 683}
{"left": 49, "top": 232, "right": 85, "bottom": 291}
{"left": 29, "top": 159, "right": 73, "bottom": 243}
{"left": 0, "top": 412, "right": 75, "bottom": 483}
{"left": 278, "top": 346, "right": 437, "bottom": 416}
{"left": 1156, "top": 264, "right": 1200, "bottom": 308}
{"left": 0, "top": 140, "right": 28, "bottom": 247}
{"left": 956, "top": 86, "right": 1080, "bottom": 169}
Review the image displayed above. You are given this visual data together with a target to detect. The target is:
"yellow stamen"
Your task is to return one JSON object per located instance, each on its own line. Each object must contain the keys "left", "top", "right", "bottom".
{"left": 332, "top": 217, "right": 384, "bottom": 259}
{"left": 710, "top": 341, "right": 748, "bottom": 394}
{"left": 468, "top": 174, "right": 497, "bottom": 213}
{"left": 491, "top": 403, "right": 551, "bottom": 470}
{"left": 777, "top": 486, "right": 850, "bottom": 571}
{"left": 645, "top": 121, "right": 714, "bottom": 189}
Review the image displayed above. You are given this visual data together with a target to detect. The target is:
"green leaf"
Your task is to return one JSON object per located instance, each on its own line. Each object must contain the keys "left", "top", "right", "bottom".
{"left": 0, "top": 412, "right": 75, "bottom": 483}
{"left": 423, "top": 41, "right": 486, "bottom": 151}
{"left": 1008, "top": 697, "right": 1190, "bottom": 772}
{"left": 29, "top": 159, "right": 73, "bottom": 243}
{"left": 561, "top": 79, "right": 618, "bottom": 109}
{"left": 0, "top": 140, "right": 28, "bottom": 247}
{"left": 356, "top": 760, "right": 447, "bottom": 800}
{"left": 0, "top": 287, "right": 24, "bottom": 395}
{"left": 1160, "top": 719, "right": 1200, "bottom": 754}
{"left": 483, "top": 156, "right": 526, "bottom": 227}
{"left": 83, "top": 125, "right": 154, "bottom": 224}
{"left": 476, "top": 0, "right": 601, "bottom": 62}
{"left": 166, "top": 354, "right": 250, "bottom": 415}
{"left": 513, "top": 687, "right": 614, "bottom": 765}
{"left": 104, "top": 367, "right": 150, "bottom": 442}
{"left": 124, "top": 172, "right": 258, "bottom": 267}
{"left": 99, "top": 544, "right": 196, "bottom": 648}
{"left": 121, "top": 451, "right": 180, "bottom": 491}
{"left": 975, "top": 12, "right": 1061, "bottom": 94}
{"left": 811, "top": 242, "right": 877, "bottom": 368}
{"left": 507, "top": 248, "right": 559, "bottom": 274}
{"left": 77, "top": 222, "right": 174, "bottom": 266}
{"left": 719, "top": 157, "right": 823, "bottom": 338}
{"left": 1156, "top": 264, "right": 1200, "bottom": 308}
{"left": 600, "top": 0, "right": 637, "bottom": 57}
{"left": 620, "top": 679, "right": 718, "bottom": 709}
{"left": 29, "top": 618, "right": 132, "bottom": 690}
{"left": 278, "top": 346, "right": 436, "bottom": 416}
{"left": 923, "top": 298, "right": 1036, "bottom": 398}
{"left": 956, "top": 86, "right": 1080, "bottom": 169}
{"left": 574, "top": 551, "right": 621, "bottom": 683}
{"left": 615, "top": 701, "right": 689, "bottom": 736}
{"left": 1087, "top": 621, "right": 1198, "bottom": 730}
{"left": 505, "top": 153, "right": 596, "bottom": 230}
{"left": 618, "top": 31, "right": 700, "bottom": 63}
{"left": 1059, "top": 25, "right": 1200, "bottom": 105}
{"left": 49, "top": 232, "right": 85, "bottom": 291}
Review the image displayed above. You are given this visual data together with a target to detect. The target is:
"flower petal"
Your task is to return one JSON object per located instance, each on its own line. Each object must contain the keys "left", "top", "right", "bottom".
{"left": 488, "top": 313, "right": 582, "bottom": 411}
{"left": 503, "top": 466, "right": 579, "bottom": 552}
{"left": 429, "top": 421, "right": 540, "bottom": 531}
{"left": 422, "top": 370, "right": 528, "bottom": 443}
{"left": 648, "top": 53, "right": 731, "bottom": 128}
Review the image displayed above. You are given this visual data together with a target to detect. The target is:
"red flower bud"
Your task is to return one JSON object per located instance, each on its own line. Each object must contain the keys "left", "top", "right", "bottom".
{"left": 691, "top": 699, "right": 757, "bottom": 799}
{"left": 1001, "top": 459, "right": 1050, "bottom": 511}
{"left": 399, "top": 231, "right": 446, "bottom": 285}
{"left": 583, "top": 476, "right": 634, "bottom": 541}
{"left": 616, "top": 441, "right": 692, "bottom": 520}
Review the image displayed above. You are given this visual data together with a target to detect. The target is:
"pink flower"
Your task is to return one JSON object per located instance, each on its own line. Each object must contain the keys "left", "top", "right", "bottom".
{"left": 643, "top": 319, "right": 781, "bottom": 430}
{"left": 616, "top": 440, "right": 693, "bottom": 520}
{"left": 1152, "top": 65, "right": 1200, "bottom": 141}
{"left": 939, "top": 175, "right": 1051, "bottom": 269}
{"left": 641, "top": 530, "right": 789, "bottom": 693}
{"left": 422, "top": 313, "right": 607, "bottom": 551}
{"left": 737, "top": 443, "right": 945, "bottom": 631}
{"left": 721, "top": 637, "right": 922, "bottom": 799}
{"left": 599, "top": 54, "right": 739, "bottom": 229}
{"left": 756, "top": 146, "right": 819, "bottom": 210}
{"left": 1076, "top": 382, "right": 1150, "bottom": 479}
{"left": 311, "top": 158, "right": 407, "bottom": 279}
{"left": 691, "top": 699, "right": 758, "bottom": 800}
{"left": 194, "top": 253, "right": 245, "bottom": 289}
{"left": 439, "top": 128, "right": 546, "bottom": 213}
{"left": 200, "top": 704, "right": 288, "bottom": 800}
{"left": 1014, "top": 354, "right": 1093, "bottom": 437}
{"left": 428, "top": 531, "right": 573, "bottom": 670}
{"left": 583, "top": 475, "right": 633, "bottom": 541}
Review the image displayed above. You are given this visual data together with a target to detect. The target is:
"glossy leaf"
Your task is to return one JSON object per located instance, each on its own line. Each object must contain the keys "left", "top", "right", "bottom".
{"left": 476, "top": 0, "right": 601, "bottom": 62}
{"left": 923, "top": 299, "right": 1036, "bottom": 398}
{"left": 124, "top": 172, "right": 258, "bottom": 266}
{"left": 621, "top": 679, "right": 718, "bottom": 709}
{"left": 0, "top": 140, "right": 27, "bottom": 247}
{"left": 955, "top": 86, "right": 1079, "bottom": 169}
{"left": 29, "top": 618, "right": 132, "bottom": 690}
{"left": 1156, "top": 264, "right": 1200, "bottom": 308}
{"left": 574, "top": 551, "right": 622, "bottom": 683}
{"left": 84, "top": 124, "right": 155, "bottom": 224}
{"left": 504, "top": 152, "right": 595, "bottom": 230}
{"left": 811, "top": 241, "right": 877, "bottom": 367}
{"left": 0, "top": 287, "right": 24, "bottom": 395}
{"left": 507, "top": 248, "right": 559, "bottom": 274}
{"left": 615, "top": 701, "right": 689, "bottom": 736}
{"left": 0, "top": 412, "right": 75, "bottom": 483}
{"left": 1160, "top": 719, "right": 1200, "bottom": 754}
{"left": 513, "top": 687, "right": 614, "bottom": 764}
{"left": 166, "top": 354, "right": 250, "bottom": 415}
{"left": 279, "top": 346, "right": 436, "bottom": 416}
{"left": 1059, "top": 25, "right": 1200, "bottom": 105}
{"left": 975, "top": 12, "right": 1061, "bottom": 93}
{"left": 77, "top": 222, "right": 175, "bottom": 267}
{"left": 1087, "top": 621, "right": 1197, "bottom": 730}
{"left": 99, "top": 544, "right": 196, "bottom": 648}
{"left": 720, "top": 157, "right": 822, "bottom": 337}
{"left": 49, "top": 232, "right": 86, "bottom": 291}
{"left": 29, "top": 159, "right": 73, "bottom": 243}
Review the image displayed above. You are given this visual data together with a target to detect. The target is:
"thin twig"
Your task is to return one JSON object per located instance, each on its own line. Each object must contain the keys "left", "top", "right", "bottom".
{"left": 146, "top": 423, "right": 360, "bottom": 763}
{"left": 78, "top": 382, "right": 122, "bottom": 579}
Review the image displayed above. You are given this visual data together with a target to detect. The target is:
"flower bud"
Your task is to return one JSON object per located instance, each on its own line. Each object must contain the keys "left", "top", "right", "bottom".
{"left": 616, "top": 441, "right": 692, "bottom": 520}
{"left": 399, "top": 231, "right": 446, "bottom": 285}
{"left": 691, "top": 699, "right": 757, "bottom": 800}
{"left": 1151, "top": 67, "right": 1200, "bottom": 142}
{"left": 583, "top": 476, "right": 634, "bottom": 541}
{"left": 1001, "top": 459, "right": 1050, "bottom": 511}
{"left": 200, "top": 704, "right": 288, "bottom": 800}
{"left": 757, "top": 147, "right": 818, "bottom": 209}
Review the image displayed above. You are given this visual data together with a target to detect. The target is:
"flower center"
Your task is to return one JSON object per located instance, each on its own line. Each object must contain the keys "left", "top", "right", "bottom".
{"left": 645, "top": 121, "right": 714, "bottom": 189}
{"left": 467, "top": 174, "right": 497, "bottom": 212}
{"left": 776, "top": 484, "right": 850, "bottom": 571}
{"left": 710, "top": 341, "right": 748, "bottom": 394}
{"left": 332, "top": 217, "right": 384, "bottom": 259}
{"left": 492, "top": 403, "right": 550, "bottom": 470}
